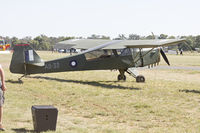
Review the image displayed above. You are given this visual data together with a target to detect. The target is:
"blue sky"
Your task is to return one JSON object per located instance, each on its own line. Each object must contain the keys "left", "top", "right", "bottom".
{"left": 1, "top": 0, "right": 200, "bottom": 38}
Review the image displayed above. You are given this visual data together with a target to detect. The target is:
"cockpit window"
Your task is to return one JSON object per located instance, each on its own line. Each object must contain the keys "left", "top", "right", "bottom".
{"left": 85, "top": 50, "right": 112, "bottom": 61}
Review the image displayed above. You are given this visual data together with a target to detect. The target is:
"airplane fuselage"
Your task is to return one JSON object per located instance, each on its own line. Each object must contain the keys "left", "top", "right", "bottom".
{"left": 25, "top": 48, "right": 160, "bottom": 74}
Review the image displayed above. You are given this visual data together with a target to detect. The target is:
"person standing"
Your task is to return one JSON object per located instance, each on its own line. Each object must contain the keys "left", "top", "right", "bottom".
{"left": 176, "top": 49, "right": 179, "bottom": 55}
{"left": 180, "top": 49, "right": 183, "bottom": 55}
{"left": 0, "top": 65, "right": 6, "bottom": 131}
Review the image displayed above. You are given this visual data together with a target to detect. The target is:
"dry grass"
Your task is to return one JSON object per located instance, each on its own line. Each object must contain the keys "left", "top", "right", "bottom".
{"left": 0, "top": 51, "right": 200, "bottom": 133}
{"left": 160, "top": 52, "right": 200, "bottom": 66}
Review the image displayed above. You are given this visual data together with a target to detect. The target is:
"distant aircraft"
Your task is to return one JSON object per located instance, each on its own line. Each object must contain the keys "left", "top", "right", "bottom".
{"left": 10, "top": 39, "right": 185, "bottom": 82}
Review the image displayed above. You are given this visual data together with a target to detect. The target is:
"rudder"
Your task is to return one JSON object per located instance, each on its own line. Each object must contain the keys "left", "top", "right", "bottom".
{"left": 10, "top": 44, "right": 44, "bottom": 74}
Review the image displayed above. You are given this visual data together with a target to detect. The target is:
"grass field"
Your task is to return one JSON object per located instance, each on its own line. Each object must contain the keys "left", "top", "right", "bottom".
{"left": 1, "top": 51, "right": 200, "bottom": 133}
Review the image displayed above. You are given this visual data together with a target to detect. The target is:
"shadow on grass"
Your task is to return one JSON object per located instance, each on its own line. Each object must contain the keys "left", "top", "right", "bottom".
{"left": 12, "top": 128, "right": 35, "bottom": 133}
{"left": 31, "top": 76, "right": 140, "bottom": 90}
{"left": 6, "top": 79, "right": 23, "bottom": 84}
{"left": 179, "top": 89, "right": 200, "bottom": 94}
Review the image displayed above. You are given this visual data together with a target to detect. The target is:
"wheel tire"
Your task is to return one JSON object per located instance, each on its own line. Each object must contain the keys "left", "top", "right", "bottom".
{"left": 118, "top": 75, "right": 126, "bottom": 81}
{"left": 136, "top": 75, "right": 145, "bottom": 83}
{"left": 118, "top": 74, "right": 123, "bottom": 81}
{"left": 123, "top": 75, "right": 126, "bottom": 81}
{"left": 136, "top": 76, "right": 141, "bottom": 82}
{"left": 139, "top": 76, "right": 145, "bottom": 82}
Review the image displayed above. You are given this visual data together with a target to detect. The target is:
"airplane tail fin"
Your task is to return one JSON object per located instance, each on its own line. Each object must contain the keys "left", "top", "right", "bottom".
{"left": 10, "top": 44, "right": 44, "bottom": 74}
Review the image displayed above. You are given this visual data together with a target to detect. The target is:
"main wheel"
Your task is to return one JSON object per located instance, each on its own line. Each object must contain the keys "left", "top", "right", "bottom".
{"left": 118, "top": 75, "right": 126, "bottom": 81}
{"left": 136, "top": 75, "right": 145, "bottom": 83}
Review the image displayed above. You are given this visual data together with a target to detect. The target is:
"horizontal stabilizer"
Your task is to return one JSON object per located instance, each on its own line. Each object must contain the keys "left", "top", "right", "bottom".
{"left": 25, "top": 62, "right": 45, "bottom": 67}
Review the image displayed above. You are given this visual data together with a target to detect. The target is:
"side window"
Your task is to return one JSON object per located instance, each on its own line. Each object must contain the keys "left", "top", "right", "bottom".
{"left": 119, "top": 48, "right": 132, "bottom": 56}
{"left": 85, "top": 50, "right": 112, "bottom": 61}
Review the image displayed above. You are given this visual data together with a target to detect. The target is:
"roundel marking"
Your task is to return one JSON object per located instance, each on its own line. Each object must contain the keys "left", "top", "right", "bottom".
{"left": 69, "top": 60, "right": 77, "bottom": 67}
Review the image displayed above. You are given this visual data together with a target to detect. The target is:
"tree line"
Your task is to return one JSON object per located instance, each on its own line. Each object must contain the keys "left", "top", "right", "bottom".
{"left": 1, "top": 34, "right": 200, "bottom": 51}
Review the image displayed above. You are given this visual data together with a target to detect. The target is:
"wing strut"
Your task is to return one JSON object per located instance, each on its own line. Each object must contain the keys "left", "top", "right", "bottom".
{"left": 133, "top": 48, "right": 155, "bottom": 66}
{"left": 139, "top": 48, "right": 144, "bottom": 67}
{"left": 112, "top": 49, "right": 119, "bottom": 57}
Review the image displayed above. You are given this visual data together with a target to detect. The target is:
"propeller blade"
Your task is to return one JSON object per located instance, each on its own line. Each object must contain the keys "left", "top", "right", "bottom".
{"left": 160, "top": 48, "right": 170, "bottom": 66}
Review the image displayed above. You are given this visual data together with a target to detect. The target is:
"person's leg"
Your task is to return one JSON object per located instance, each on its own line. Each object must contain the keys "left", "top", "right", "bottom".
{"left": 0, "top": 106, "right": 3, "bottom": 128}
{"left": 0, "top": 90, "right": 4, "bottom": 130}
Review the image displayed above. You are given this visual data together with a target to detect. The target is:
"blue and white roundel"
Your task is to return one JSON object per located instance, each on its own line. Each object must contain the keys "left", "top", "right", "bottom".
{"left": 69, "top": 60, "right": 77, "bottom": 67}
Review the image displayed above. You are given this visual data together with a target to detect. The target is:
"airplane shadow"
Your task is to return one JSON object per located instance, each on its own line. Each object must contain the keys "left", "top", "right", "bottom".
{"left": 179, "top": 89, "right": 200, "bottom": 94}
{"left": 12, "top": 128, "right": 35, "bottom": 133}
{"left": 6, "top": 79, "right": 23, "bottom": 84}
{"left": 31, "top": 76, "right": 141, "bottom": 90}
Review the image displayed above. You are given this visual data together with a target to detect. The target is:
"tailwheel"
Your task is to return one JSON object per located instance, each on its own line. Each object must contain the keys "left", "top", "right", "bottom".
{"left": 117, "top": 74, "right": 126, "bottom": 81}
{"left": 136, "top": 75, "right": 145, "bottom": 83}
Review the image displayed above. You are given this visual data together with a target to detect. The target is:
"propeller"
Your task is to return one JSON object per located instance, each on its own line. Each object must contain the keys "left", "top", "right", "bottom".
{"left": 160, "top": 48, "right": 170, "bottom": 66}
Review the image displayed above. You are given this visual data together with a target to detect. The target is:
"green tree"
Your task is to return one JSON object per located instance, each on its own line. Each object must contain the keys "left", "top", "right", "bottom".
{"left": 33, "top": 35, "right": 50, "bottom": 50}
{"left": 145, "top": 35, "right": 154, "bottom": 40}
{"left": 158, "top": 34, "right": 168, "bottom": 39}
{"left": 87, "top": 34, "right": 100, "bottom": 39}
{"left": 128, "top": 34, "right": 140, "bottom": 40}
{"left": 21, "top": 36, "right": 32, "bottom": 44}
{"left": 30, "top": 40, "right": 39, "bottom": 50}
{"left": 194, "top": 35, "right": 200, "bottom": 48}
{"left": 182, "top": 36, "right": 195, "bottom": 50}
{"left": 168, "top": 36, "right": 175, "bottom": 39}
{"left": 11, "top": 37, "right": 20, "bottom": 45}
{"left": 101, "top": 35, "right": 110, "bottom": 40}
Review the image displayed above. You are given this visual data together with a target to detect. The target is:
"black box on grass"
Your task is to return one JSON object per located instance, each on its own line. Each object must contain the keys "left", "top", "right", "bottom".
{"left": 31, "top": 105, "right": 58, "bottom": 132}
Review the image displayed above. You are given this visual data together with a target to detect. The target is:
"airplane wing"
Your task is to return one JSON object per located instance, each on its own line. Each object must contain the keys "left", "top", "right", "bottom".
{"left": 102, "top": 39, "right": 186, "bottom": 49}
{"left": 56, "top": 39, "right": 186, "bottom": 50}
{"left": 56, "top": 39, "right": 112, "bottom": 49}
{"left": 120, "top": 39, "right": 186, "bottom": 49}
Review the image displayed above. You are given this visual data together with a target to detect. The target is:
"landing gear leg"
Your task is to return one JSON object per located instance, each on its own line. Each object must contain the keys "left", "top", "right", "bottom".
{"left": 18, "top": 74, "right": 30, "bottom": 83}
{"left": 18, "top": 75, "right": 26, "bottom": 81}
{"left": 126, "top": 68, "right": 145, "bottom": 83}
{"left": 117, "top": 69, "right": 126, "bottom": 81}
